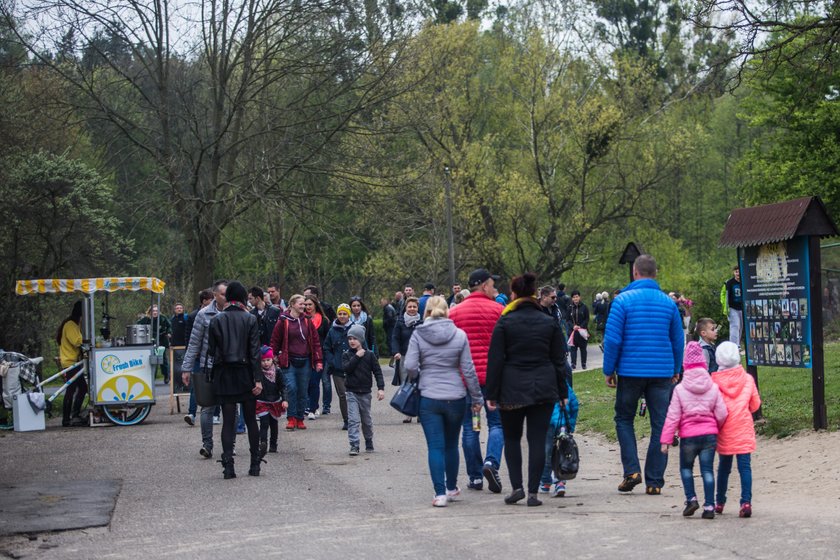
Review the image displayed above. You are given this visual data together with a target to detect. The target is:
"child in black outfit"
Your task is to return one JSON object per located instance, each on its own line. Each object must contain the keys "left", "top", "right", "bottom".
{"left": 342, "top": 324, "right": 385, "bottom": 456}
{"left": 256, "top": 345, "right": 287, "bottom": 457}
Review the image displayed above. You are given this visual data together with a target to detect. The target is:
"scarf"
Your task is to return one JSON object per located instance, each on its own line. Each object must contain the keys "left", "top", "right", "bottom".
{"left": 262, "top": 363, "right": 276, "bottom": 383}
{"left": 502, "top": 296, "right": 539, "bottom": 316}
{"left": 227, "top": 301, "right": 249, "bottom": 312}
{"left": 403, "top": 312, "right": 421, "bottom": 327}
{"left": 311, "top": 312, "right": 323, "bottom": 330}
{"left": 351, "top": 310, "right": 368, "bottom": 325}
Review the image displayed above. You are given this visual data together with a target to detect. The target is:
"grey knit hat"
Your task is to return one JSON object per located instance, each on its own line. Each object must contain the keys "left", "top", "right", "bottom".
{"left": 347, "top": 324, "right": 367, "bottom": 347}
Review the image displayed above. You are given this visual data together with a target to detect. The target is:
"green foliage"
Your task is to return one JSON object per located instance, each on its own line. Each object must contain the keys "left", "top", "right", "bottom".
{"left": 0, "top": 152, "right": 131, "bottom": 351}
{"left": 738, "top": 23, "right": 840, "bottom": 216}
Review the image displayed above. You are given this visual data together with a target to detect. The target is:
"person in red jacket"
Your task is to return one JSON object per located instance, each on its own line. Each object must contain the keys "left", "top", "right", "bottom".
{"left": 270, "top": 294, "right": 324, "bottom": 431}
{"left": 449, "top": 268, "right": 505, "bottom": 493}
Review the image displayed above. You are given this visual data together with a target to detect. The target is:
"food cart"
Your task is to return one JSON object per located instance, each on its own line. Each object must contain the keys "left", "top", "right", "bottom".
{"left": 15, "top": 277, "right": 166, "bottom": 426}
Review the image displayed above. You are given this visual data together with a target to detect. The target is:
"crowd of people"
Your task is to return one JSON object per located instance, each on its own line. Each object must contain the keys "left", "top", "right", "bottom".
{"left": 165, "top": 257, "right": 755, "bottom": 517}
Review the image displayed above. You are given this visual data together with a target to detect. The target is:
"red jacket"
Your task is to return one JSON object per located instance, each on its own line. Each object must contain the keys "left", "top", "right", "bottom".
{"left": 270, "top": 313, "right": 323, "bottom": 370}
{"left": 449, "top": 291, "right": 503, "bottom": 385}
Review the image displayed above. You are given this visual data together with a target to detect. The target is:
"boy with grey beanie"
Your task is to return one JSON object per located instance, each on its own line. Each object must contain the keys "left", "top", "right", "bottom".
{"left": 342, "top": 324, "right": 385, "bottom": 455}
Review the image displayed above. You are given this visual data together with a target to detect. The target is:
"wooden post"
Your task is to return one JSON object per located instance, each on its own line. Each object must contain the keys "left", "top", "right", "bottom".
{"left": 740, "top": 248, "right": 763, "bottom": 421}
{"left": 809, "top": 236, "right": 828, "bottom": 430}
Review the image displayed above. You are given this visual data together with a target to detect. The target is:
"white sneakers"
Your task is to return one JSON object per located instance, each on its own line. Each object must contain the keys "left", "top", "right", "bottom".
{"left": 307, "top": 412, "right": 316, "bottom": 420}
{"left": 212, "top": 416, "right": 221, "bottom": 425}
{"left": 432, "top": 487, "right": 461, "bottom": 507}
{"left": 446, "top": 487, "right": 461, "bottom": 501}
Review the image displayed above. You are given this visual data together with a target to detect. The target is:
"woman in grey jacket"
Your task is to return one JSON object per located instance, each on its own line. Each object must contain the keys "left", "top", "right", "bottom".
{"left": 404, "top": 296, "right": 483, "bottom": 507}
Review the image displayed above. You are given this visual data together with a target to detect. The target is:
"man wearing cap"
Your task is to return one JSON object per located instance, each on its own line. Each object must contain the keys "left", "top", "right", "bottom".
{"left": 418, "top": 283, "right": 435, "bottom": 317}
{"left": 602, "top": 255, "right": 684, "bottom": 495}
{"left": 449, "top": 268, "right": 505, "bottom": 493}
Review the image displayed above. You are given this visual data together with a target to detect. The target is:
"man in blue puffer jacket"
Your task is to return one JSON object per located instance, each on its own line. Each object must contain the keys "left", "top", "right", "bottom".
{"left": 603, "top": 254, "right": 684, "bottom": 495}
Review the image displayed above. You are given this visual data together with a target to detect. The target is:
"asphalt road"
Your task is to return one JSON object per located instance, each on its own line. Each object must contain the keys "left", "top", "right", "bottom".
{"left": 1, "top": 366, "right": 837, "bottom": 559}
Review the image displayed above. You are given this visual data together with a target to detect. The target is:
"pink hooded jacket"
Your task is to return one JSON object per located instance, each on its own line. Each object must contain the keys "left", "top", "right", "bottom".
{"left": 660, "top": 366, "right": 728, "bottom": 444}
{"left": 712, "top": 364, "right": 761, "bottom": 455}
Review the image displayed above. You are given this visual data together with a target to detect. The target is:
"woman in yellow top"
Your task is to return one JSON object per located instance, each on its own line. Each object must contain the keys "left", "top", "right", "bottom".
{"left": 57, "top": 301, "right": 86, "bottom": 427}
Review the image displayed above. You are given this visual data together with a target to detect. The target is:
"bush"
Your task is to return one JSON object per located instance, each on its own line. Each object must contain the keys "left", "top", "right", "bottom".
{"left": 371, "top": 318, "right": 388, "bottom": 356}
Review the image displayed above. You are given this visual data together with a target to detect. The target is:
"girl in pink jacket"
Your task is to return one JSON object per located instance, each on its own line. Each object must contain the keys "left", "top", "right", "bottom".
{"left": 661, "top": 342, "right": 728, "bottom": 519}
{"left": 712, "top": 341, "right": 761, "bottom": 518}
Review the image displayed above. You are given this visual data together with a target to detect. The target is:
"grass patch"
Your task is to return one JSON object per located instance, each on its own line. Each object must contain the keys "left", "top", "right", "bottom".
{"left": 574, "top": 342, "right": 840, "bottom": 440}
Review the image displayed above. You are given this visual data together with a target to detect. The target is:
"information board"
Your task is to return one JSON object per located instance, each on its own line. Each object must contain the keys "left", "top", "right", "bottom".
{"left": 740, "top": 236, "right": 811, "bottom": 368}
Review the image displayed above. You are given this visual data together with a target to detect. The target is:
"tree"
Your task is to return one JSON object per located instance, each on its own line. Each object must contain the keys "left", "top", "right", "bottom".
{"left": 737, "top": 26, "right": 840, "bottom": 216}
{"left": 691, "top": 1, "right": 840, "bottom": 84}
{"left": 3, "top": 0, "right": 408, "bottom": 297}
{"left": 0, "top": 152, "right": 130, "bottom": 351}
{"left": 359, "top": 21, "right": 698, "bottom": 283}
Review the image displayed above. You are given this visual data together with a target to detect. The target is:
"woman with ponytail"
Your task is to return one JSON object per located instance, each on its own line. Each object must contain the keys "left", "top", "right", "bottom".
{"left": 485, "top": 273, "right": 569, "bottom": 507}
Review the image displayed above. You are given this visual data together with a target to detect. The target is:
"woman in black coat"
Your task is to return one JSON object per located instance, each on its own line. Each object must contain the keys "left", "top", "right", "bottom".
{"left": 485, "top": 273, "right": 568, "bottom": 507}
{"left": 208, "top": 281, "right": 264, "bottom": 479}
{"left": 349, "top": 296, "right": 377, "bottom": 355}
{"left": 390, "top": 296, "right": 422, "bottom": 423}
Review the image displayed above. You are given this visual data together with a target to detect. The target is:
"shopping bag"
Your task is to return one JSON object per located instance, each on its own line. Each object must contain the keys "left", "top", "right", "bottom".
{"left": 389, "top": 379, "right": 420, "bottom": 417}
{"left": 194, "top": 364, "right": 217, "bottom": 408}
{"left": 551, "top": 405, "right": 579, "bottom": 480}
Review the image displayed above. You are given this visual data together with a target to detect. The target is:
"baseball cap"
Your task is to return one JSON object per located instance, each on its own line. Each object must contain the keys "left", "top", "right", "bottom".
{"left": 468, "top": 268, "right": 500, "bottom": 288}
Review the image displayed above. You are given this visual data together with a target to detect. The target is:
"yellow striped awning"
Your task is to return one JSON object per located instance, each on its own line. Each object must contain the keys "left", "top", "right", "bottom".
{"left": 16, "top": 277, "right": 166, "bottom": 295}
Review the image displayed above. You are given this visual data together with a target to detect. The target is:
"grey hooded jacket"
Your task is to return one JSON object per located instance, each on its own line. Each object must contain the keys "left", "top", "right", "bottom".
{"left": 403, "top": 318, "right": 483, "bottom": 404}
{"left": 181, "top": 301, "right": 222, "bottom": 373}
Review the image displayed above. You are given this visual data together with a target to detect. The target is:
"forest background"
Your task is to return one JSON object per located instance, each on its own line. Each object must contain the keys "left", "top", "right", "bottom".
{"left": 2, "top": 0, "right": 840, "bottom": 355}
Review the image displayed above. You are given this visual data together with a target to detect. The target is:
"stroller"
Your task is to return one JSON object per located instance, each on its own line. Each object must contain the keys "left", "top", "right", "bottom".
{"left": 0, "top": 351, "right": 45, "bottom": 429}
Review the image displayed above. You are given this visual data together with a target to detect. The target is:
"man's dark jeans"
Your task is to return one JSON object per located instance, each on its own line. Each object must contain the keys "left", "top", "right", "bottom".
{"left": 614, "top": 375, "right": 673, "bottom": 489}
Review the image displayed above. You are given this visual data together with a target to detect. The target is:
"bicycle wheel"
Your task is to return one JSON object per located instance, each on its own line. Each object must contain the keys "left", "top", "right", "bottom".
{"left": 100, "top": 403, "right": 152, "bottom": 426}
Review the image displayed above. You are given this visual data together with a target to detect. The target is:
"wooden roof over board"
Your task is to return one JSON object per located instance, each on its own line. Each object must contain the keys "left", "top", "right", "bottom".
{"left": 719, "top": 196, "right": 839, "bottom": 248}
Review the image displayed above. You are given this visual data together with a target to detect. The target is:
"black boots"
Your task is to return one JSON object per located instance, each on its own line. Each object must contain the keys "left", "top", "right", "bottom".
{"left": 249, "top": 452, "right": 265, "bottom": 477}
{"left": 221, "top": 454, "right": 236, "bottom": 479}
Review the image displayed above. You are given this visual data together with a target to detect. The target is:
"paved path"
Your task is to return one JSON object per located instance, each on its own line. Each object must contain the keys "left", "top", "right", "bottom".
{"left": 1, "top": 367, "right": 837, "bottom": 559}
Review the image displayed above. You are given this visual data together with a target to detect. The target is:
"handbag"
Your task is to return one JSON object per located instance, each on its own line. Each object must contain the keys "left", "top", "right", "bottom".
{"left": 389, "top": 378, "right": 420, "bottom": 417}
{"left": 551, "top": 404, "right": 579, "bottom": 480}
{"left": 194, "top": 356, "right": 218, "bottom": 408}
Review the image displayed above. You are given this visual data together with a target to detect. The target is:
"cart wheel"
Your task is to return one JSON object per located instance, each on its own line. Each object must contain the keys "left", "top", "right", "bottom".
{"left": 101, "top": 403, "right": 152, "bottom": 426}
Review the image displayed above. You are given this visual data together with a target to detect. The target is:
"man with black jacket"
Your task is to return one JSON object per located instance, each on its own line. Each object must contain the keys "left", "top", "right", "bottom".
{"left": 249, "top": 286, "right": 281, "bottom": 346}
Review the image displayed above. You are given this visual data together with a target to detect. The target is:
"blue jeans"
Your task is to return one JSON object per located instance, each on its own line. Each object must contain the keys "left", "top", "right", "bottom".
{"left": 717, "top": 453, "right": 752, "bottom": 506}
{"left": 461, "top": 386, "right": 504, "bottom": 479}
{"left": 188, "top": 365, "right": 198, "bottom": 416}
{"left": 419, "top": 396, "right": 465, "bottom": 497}
{"left": 321, "top": 369, "right": 333, "bottom": 412}
{"left": 282, "top": 361, "right": 311, "bottom": 420}
{"left": 307, "top": 367, "right": 321, "bottom": 413}
{"left": 679, "top": 434, "right": 717, "bottom": 506}
{"left": 614, "top": 375, "right": 673, "bottom": 488}
{"left": 540, "top": 424, "right": 555, "bottom": 485}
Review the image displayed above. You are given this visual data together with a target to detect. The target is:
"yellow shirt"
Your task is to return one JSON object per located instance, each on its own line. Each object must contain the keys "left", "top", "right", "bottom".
{"left": 59, "top": 320, "right": 83, "bottom": 368}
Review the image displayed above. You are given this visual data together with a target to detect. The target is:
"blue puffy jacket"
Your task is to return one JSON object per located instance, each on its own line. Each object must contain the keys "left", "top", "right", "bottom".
{"left": 602, "top": 278, "right": 684, "bottom": 378}
{"left": 550, "top": 383, "right": 579, "bottom": 433}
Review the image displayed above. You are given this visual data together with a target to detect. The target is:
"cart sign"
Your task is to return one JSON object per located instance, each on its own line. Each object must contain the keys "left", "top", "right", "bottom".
{"left": 741, "top": 237, "right": 811, "bottom": 367}
{"left": 93, "top": 347, "right": 155, "bottom": 405}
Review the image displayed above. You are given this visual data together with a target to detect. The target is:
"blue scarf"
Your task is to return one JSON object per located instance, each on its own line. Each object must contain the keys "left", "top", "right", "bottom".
{"left": 351, "top": 310, "right": 368, "bottom": 325}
